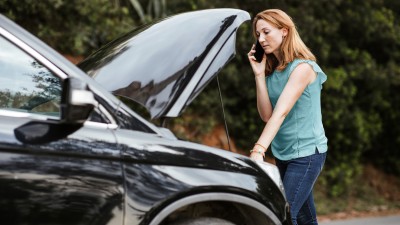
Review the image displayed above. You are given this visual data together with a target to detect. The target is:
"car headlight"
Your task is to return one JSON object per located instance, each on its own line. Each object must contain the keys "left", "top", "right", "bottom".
{"left": 256, "top": 161, "right": 286, "bottom": 197}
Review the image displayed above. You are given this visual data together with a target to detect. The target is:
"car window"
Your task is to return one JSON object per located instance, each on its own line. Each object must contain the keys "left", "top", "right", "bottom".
{"left": 0, "top": 35, "right": 62, "bottom": 118}
{"left": 88, "top": 107, "right": 112, "bottom": 124}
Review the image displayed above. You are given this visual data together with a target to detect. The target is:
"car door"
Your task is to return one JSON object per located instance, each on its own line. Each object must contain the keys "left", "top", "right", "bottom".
{"left": 0, "top": 29, "right": 124, "bottom": 225}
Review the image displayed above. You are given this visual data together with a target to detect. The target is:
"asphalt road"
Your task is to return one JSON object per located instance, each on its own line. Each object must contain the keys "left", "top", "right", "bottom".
{"left": 320, "top": 214, "right": 400, "bottom": 225}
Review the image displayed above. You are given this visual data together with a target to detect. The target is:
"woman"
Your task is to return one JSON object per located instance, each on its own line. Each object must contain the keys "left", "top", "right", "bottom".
{"left": 248, "top": 9, "right": 328, "bottom": 225}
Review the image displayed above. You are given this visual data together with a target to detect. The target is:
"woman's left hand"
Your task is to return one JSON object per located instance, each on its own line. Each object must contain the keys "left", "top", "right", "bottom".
{"left": 249, "top": 144, "right": 267, "bottom": 162}
{"left": 250, "top": 151, "right": 264, "bottom": 162}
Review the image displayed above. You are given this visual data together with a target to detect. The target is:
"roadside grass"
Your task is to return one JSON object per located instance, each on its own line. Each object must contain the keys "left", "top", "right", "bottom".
{"left": 315, "top": 164, "right": 400, "bottom": 217}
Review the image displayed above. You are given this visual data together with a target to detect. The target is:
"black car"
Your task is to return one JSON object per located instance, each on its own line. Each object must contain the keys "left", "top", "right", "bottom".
{"left": 0, "top": 9, "right": 291, "bottom": 225}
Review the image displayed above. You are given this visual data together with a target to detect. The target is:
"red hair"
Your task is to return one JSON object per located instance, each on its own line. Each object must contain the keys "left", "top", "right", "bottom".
{"left": 252, "top": 9, "right": 316, "bottom": 75}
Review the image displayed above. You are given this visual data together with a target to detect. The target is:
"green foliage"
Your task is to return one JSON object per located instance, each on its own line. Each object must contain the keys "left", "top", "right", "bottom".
{"left": 0, "top": 0, "right": 135, "bottom": 56}
{"left": 2, "top": 0, "right": 399, "bottom": 198}
{"left": 126, "top": 0, "right": 167, "bottom": 23}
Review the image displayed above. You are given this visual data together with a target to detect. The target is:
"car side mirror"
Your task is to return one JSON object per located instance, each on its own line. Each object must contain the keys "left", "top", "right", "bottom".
{"left": 60, "top": 77, "right": 97, "bottom": 124}
{"left": 14, "top": 77, "right": 97, "bottom": 144}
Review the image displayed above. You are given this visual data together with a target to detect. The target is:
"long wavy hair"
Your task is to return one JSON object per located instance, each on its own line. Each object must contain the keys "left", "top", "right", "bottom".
{"left": 252, "top": 9, "right": 316, "bottom": 75}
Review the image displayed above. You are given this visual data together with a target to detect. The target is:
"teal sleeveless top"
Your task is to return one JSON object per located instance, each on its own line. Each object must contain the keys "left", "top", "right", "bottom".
{"left": 266, "top": 59, "right": 328, "bottom": 160}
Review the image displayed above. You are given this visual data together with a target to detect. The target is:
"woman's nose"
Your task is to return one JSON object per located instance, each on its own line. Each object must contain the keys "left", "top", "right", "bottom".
{"left": 258, "top": 35, "right": 265, "bottom": 42}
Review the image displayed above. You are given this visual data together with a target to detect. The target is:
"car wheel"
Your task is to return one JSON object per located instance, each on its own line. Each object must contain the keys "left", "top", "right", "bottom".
{"left": 170, "top": 217, "right": 235, "bottom": 225}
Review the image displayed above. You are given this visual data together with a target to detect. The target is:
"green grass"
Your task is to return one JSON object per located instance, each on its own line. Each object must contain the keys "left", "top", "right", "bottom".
{"left": 314, "top": 164, "right": 400, "bottom": 216}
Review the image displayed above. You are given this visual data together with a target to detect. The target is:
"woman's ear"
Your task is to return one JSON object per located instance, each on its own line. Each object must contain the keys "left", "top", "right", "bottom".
{"left": 282, "top": 28, "right": 288, "bottom": 38}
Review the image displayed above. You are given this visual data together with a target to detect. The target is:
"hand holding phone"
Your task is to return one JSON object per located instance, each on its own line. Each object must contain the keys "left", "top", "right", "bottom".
{"left": 254, "top": 41, "right": 265, "bottom": 63}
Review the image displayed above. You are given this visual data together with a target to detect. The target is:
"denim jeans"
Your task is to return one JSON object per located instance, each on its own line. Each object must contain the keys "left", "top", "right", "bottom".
{"left": 275, "top": 150, "right": 327, "bottom": 225}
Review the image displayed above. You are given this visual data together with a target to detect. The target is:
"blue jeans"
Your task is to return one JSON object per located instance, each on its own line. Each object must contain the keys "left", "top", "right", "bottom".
{"left": 275, "top": 150, "right": 326, "bottom": 225}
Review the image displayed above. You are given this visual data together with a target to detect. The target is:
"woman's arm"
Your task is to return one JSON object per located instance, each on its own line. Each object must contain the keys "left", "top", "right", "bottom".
{"left": 255, "top": 75, "right": 273, "bottom": 122}
{"left": 248, "top": 45, "right": 273, "bottom": 122}
{"left": 250, "top": 63, "right": 316, "bottom": 161}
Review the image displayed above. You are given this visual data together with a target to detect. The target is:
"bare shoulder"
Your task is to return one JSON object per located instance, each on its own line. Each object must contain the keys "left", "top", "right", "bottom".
{"left": 290, "top": 62, "right": 316, "bottom": 83}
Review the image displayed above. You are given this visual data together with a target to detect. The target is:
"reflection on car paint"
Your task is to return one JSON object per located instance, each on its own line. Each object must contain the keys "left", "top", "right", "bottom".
{"left": 79, "top": 12, "right": 244, "bottom": 119}
{"left": 0, "top": 152, "right": 123, "bottom": 225}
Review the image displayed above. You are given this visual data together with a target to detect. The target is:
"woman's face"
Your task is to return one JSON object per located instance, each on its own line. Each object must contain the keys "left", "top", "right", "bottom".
{"left": 255, "top": 19, "right": 286, "bottom": 57}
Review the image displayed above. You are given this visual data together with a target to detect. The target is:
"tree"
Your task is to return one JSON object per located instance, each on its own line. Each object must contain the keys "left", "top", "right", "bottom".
{"left": 0, "top": 0, "right": 135, "bottom": 56}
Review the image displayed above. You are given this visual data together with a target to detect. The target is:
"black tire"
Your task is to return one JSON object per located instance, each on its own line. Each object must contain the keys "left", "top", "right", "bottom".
{"left": 170, "top": 217, "right": 235, "bottom": 225}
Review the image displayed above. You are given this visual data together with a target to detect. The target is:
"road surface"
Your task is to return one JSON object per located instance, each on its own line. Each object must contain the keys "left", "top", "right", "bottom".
{"left": 320, "top": 214, "right": 400, "bottom": 225}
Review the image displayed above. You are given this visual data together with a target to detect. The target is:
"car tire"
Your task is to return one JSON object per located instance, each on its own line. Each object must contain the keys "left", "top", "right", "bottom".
{"left": 170, "top": 217, "right": 235, "bottom": 225}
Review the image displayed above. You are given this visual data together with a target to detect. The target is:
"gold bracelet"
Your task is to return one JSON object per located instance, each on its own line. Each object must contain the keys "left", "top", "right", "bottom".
{"left": 250, "top": 149, "right": 265, "bottom": 158}
{"left": 255, "top": 143, "right": 267, "bottom": 151}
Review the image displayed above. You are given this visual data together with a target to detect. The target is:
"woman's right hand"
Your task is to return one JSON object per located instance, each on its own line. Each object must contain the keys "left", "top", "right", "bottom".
{"left": 248, "top": 44, "right": 266, "bottom": 77}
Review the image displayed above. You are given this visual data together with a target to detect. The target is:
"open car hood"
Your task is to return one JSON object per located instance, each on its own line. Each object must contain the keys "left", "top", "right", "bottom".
{"left": 78, "top": 9, "right": 250, "bottom": 119}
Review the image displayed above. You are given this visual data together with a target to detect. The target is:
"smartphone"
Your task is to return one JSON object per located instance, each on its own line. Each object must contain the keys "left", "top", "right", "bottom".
{"left": 254, "top": 41, "right": 264, "bottom": 63}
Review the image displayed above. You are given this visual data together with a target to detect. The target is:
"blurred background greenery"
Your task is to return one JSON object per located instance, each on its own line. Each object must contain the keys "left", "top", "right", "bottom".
{"left": 1, "top": 0, "right": 399, "bottom": 216}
